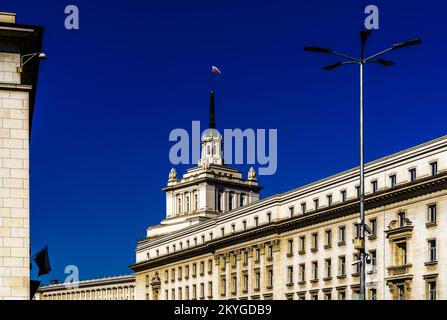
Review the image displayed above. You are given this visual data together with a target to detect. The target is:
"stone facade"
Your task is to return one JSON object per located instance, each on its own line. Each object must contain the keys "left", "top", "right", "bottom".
{"left": 0, "top": 12, "right": 44, "bottom": 300}
{"left": 130, "top": 134, "right": 447, "bottom": 300}
{"left": 35, "top": 275, "right": 136, "bottom": 300}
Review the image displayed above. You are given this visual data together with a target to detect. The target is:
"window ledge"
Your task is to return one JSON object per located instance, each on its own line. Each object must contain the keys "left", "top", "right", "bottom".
{"left": 265, "top": 286, "right": 273, "bottom": 290}
{"left": 298, "top": 281, "right": 306, "bottom": 285}
{"left": 267, "top": 257, "right": 273, "bottom": 262}
{"left": 311, "top": 248, "right": 318, "bottom": 253}
{"left": 368, "top": 234, "right": 377, "bottom": 241}
{"left": 323, "top": 277, "right": 332, "bottom": 281}
{"left": 337, "top": 241, "right": 346, "bottom": 247}
{"left": 425, "top": 261, "right": 438, "bottom": 266}
{"left": 324, "top": 244, "right": 332, "bottom": 250}
{"left": 286, "top": 253, "right": 293, "bottom": 258}
{"left": 298, "top": 250, "right": 306, "bottom": 255}
{"left": 426, "top": 222, "right": 437, "bottom": 228}
{"left": 286, "top": 282, "right": 294, "bottom": 287}
{"left": 351, "top": 272, "right": 360, "bottom": 277}
{"left": 310, "top": 279, "right": 319, "bottom": 283}
{"left": 337, "top": 275, "right": 347, "bottom": 279}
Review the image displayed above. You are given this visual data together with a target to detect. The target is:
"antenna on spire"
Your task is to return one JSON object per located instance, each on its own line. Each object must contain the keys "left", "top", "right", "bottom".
{"left": 209, "top": 90, "right": 215, "bottom": 129}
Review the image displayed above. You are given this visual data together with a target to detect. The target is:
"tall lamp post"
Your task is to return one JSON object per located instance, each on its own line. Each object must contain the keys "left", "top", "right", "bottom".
{"left": 304, "top": 31, "right": 421, "bottom": 300}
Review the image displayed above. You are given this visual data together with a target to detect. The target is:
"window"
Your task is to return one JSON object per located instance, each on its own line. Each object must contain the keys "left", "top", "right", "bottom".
{"left": 242, "top": 220, "right": 247, "bottom": 230}
{"left": 178, "top": 287, "right": 182, "bottom": 300}
{"left": 178, "top": 267, "right": 182, "bottom": 279}
{"left": 208, "top": 282, "right": 213, "bottom": 298}
{"left": 194, "top": 237, "right": 197, "bottom": 245}
{"left": 356, "top": 186, "right": 360, "bottom": 198}
{"left": 338, "top": 256, "right": 346, "bottom": 276}
{"left": 217, "top": 190, "right": 223, "bottom": 212}
{"left": 370, "top": 218, "right": 377, "bottom": 235}
{"left": 231, "top": 224, "right": 235, "bottom": 234}
{"left": 341, "top": 190, "right": 347, "bottom": 202}
{"left": 311, "top": 291, "right": 318, "bottom": 300}
{"left": 267, "top": 212, "right": 272, "bottom": 223}
{"left": 200, "top": 261, "right": 205, "bottom": 274}
{"left": 327, "top": 194, "right": 333, "bottom": 206}
{"left": 254, "top": 271, "right": 261, "bottom": 290}
{"left": 166, "top": 246, "right": 170, "bottom": 254}
{"left": 186, "top": 195, "right": 190, "bottom": 212}
{"left": 242, "top": 273, "right": 248, "bottom": 292}
{"left": 369, "top": 288, "right": 377, "bottom": 300}
{"left": 267, "top": 268, "right": 274, "bottom": 288}
{"left": 298, "top": 292, "right": 306, "bottom": 300}
{"left": 324, "top": 291, "right": 332, "bottom": 300}
{"left": 325, "top": 259, "right": 332, "bottom": 278}
{"left": 178, "top": 197, "right": 182, "bottom": 213}
{"left": 289, "top": 206, "right": 295, "bottom": 217}
{"left": 311, "top": 261, "right": 318, "bottom": 280}
{"left": 390, "top": 174, "right": 397, "bottom": 187}
{"left": 428, "top": 204, "right": 437, "bottom": 224}
{"left": 194, "top": 193, "right": 198, "bottom": 211}
{"left": 240, "top": 193, "right": 245, "bottom": 207}
{"left": 395, "top": 241, "right": 407, "bottom": 266}
{"left": 338, "top": 289, "right": 346, "bottom": 300}
{"left": 314, "top": 199, "right": 319, "bottom": 210}
{"left": 192, "top": 285, "right": 197, "bottom": 299}
{"left": 267, "top": 245, "right": 273, "bottom": 260}
{"left": 255, "top": 248, "right": 261, "bottom": 262}
{"left": 398, "top": 212, "right": 406, "bottom": 227}
{"left": 221, "top": 227, "right": 225, "bottom": 237}
{"left": 254, "top": 216, "right": 259, "bottom": 227}
{"left": 287, "top": 239, "right": 294, "bottom": 256}
{"left": 171, "top": 288, "right": 175, "bottom": 300}
{"left": 209, "top": 232, "right": 213, "bottom": 240}
{"left": 192, "top": 263, "right": 197, "bottom": 277}
{"left": 428, "top": 239, "right": 437, "bottom": 262}
{"left": 156, "top": 249, "right": 159, "bottom": 257}
{"left": 370, "top": 250, "right": 377, "bottom": 270}
{"left": 371, "top": 180, "right": 378, "bottom": 193}
{"left": 185, "top": 265, "right": 189, "bottom": 278}
{"left": 311, "top": 233, "right": 318, "bottom": 251}
{"left": 243, "top": 251, "right": 248, "bottom": 265}
{"left": 287, "top": 266, "right": 294, "bottom": 284}
{"left": 409, "top": 168, "right": 417, "bottom": 182}
{"left": 201, "top": 235, "right": 205, "bottom": 243}
{"left": 339, "top": 226, "right": 346, "bottom": 243}
{"left": 220, "top": 277, "right": 226, "bottom": 296}
{"left": 428, "top": 281, "right": 437, "bottom": 300}
{"left": 299, "top": 264, "right": 305, "bottom": 282}
{"left": 397, "top": 285, "right": 405, "bottom": 300}
{"left": 353, "top": 253, "right": 361, "bottom": 273}
{"left": 301, "top": 202, "right": 306, "bottom": 214}
{"left": 325, "top": 230, "right": 332, "bottom": 247}
{"left": 186, "top": 240, "right": 190, "bottom": 248}
{"left": 231, "top": 254, "right": 237, "bottom": 268}
{"left": 354, "top": 223, "right": 361, "bottom": 238}
{"left": 299, "top": 236, "right": 306, "bottom": 253}
{"left": 231, "top": 275, "right": 237, "bottom": 294}
{"left": 229, "top": 192, "right": 234, "bottom": 211}
{"left": 171, "top": 268, "right": 175, "bottom": 281}
{"left": 430, "top": 161, "right": 438, "bottom": 176}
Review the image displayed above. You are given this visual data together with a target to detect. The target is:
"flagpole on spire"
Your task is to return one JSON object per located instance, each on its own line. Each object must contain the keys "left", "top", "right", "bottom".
{"left": 209, "top": 65, "right": 221, "bottom": 129}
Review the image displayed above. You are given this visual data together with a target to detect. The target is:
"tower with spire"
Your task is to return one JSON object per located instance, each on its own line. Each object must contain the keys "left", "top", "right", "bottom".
{"left": 146, "top": 90, "right": 262, "bottom": 238}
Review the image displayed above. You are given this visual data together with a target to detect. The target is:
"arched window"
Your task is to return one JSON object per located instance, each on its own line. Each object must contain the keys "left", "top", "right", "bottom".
{"left": 212, "top": 144, "right": 216, "bottom": 155}
{"left": 207, "top": 145, "right": 211, "bottom": 155}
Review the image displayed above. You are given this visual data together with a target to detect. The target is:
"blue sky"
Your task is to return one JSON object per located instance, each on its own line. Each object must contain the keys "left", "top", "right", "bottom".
{"left": 2, "top": 0, "right": 445, "bottom": 282}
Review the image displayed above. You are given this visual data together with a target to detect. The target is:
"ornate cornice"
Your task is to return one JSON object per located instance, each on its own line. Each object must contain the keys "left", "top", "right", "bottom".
{"left": 130, "top": 172, "right": 447, "bottom": 273}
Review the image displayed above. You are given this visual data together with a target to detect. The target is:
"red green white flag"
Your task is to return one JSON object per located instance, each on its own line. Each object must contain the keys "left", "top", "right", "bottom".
{"left": 211, "top": 66, "right": 221, "bottom": 74}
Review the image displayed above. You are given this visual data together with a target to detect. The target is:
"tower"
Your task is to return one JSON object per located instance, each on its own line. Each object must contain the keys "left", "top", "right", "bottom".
{"left": 0, "top": 13, "right": 44, "bottom": 300}
{"left": 146, "top": 91, "right": 262, "bottom": 238}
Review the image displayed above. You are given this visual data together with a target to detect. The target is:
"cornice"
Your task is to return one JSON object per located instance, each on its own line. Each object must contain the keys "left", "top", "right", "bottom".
{"left": 130, "top": 172, "right": 447, "bottom": 272}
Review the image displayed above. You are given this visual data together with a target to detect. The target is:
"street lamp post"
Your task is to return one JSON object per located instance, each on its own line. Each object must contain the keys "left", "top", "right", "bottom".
{"left": 305, "top": 31, "right": 421, "bottom": 300}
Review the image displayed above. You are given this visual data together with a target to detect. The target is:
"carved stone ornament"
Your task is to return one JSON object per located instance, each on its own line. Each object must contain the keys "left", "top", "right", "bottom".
{"left": 248, "top": 167, "right": 257, "bottom": 181}
{"left": 168, "top": 168, "right": 177, "bottom": 181}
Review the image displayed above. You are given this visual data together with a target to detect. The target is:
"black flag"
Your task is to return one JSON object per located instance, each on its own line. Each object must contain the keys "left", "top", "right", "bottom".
{"left": 30, "top": 280, "right": 41, "bottom": 300}
{"left": 34, "top": 246, "right": 51, "bottom": 277}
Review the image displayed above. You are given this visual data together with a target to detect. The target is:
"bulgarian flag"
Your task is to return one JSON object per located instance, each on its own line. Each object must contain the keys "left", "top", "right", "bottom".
{"left": 211, "top": 65, "right": 221, "bottom": 74}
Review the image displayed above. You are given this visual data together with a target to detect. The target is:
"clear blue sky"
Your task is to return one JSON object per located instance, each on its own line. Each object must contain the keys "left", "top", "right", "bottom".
{"left": 3, "top": 0, "right": 445, "bottom": 282}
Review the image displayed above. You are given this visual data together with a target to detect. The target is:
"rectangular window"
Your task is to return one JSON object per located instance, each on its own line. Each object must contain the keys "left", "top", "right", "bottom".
{"left": 200, "top": 261, "right": 205, "bottom": 274}
{"left": 192, "top": 263, "right": 197, "bottom": 277}
{"left": 192, "top": 285, "right": 197, "bottom": 299}
{"left": 354, "top": 223, "right": 361, "bottom": 238}
{"left": 312, "top": 233, "right": 318, "bottom": 251}
{"left": 428, "top": 204, "right": 437, "bottom": 223}
{"left": 325, "top": 230, "right": 332, "bottom": 247}
{"left": 324, "top": 291, "right": 332, "bottom": 300}
{"left": 339, "top": 256, "right": 346, "bottom": 276}
{"left": 287, "top": 239, "right": 294, "bottom": 256}
{"left": 243, "top": 273, "right": 248, "bottom": 292}
{"left": 398, "top": 212, "right": 406, "bottom": 227}
{"left": 185, "top": 265, "right": 190, "bottom": 278}
{"left": 338, "top": 289, "right": 346, "bottom": 300}
{"left": 209, "top": 232, "right": 213, "bottom": 240}
{"left": 267, "top": 212, "right": 272, "bottom": 223}
{"left": 221, "top": 227, "right": 225, "bottom": 237}
{"left": 356, "top": 186, "right": 360, "bottom": 198}
{"left": 243, "top": 251, "right": 248, "bottom": 265}
{"left": 327, "top": 194, "right": 333, "bottom": 206}
{"left": 371, "top": 180, "right": 378, "bottom": 193}
{"left": 353, "top": 253, "right": 361, "bottom": 273}
{"left": 370, "top": 250, "right": 377, "bottom": 270}
{"left": 370, "top": 218, "right": 377, "bottom": 235}
{"left": 369, "top": 289, "right": 377, "bottom": 300}
{"left": 208, "top": 259, "right": 213, "bottom": 274}
{"left": 301, "top": 202, "right": 306, "bottom": 214}
{"left": 289, "top": 206, "right": 294, "bottom": 217}
{"left": 314, "top": 199, "right": 319, "bottom": 210}
{"left": 267, "top": 245, "right": 273, "bottom": 260}
{"left": 325, "top": 259, "right": 331, "bottom": 278}
{"left": 428, "top": 281, "right": 437, "bottom": 300}
{"left": 267, "top": 269, "right": 273, "bottom": 288}
{"left": 339, "top": 226, "right": 345, "bottom": 242}
{"left": 231, "top": 224, "right": 235, "bottom": 234}
{"left": 409, "top": 168, "right": 417, "bottom": 182}
{"left": 185, "top": 286, "right": 189, "bottom": 300}
{"left": 255, "top": 271, "right": 260, "bottom": 290}
{"left": 242, "top": 220, "right": 247, "bottom": 230}
{"left": 299, "top": 264, "right": 305, "bottom": 282}
{"left": 255, "top": 248, "right": 261, "bottom": 262}
{"left": 390, "top": 174, "right": 397, "bottom": 187}
{"left": 240, "top": 193, "right": 245, "bottom": 207}
{"left": 231, "top": 275, "right": 237, "bottom": 295}
{"left": 428, "top": 239, "right": 437, "bottom": 262}
{"left": 287, "top": 266, "right": 294, "bottom": 284}
{"left": 299, "top": 236, "right": 306, "bottom": 253}
{"left": 201, "top": 235, "right": 205, "bottom": 243}
{"left": 312, "top": 261, "right": 318, "bottom": 280}
{"left": 220, "top": 277, "right": 226, "bottom": 296}
{"left": 395, "top": 241, "right": 407, "bottom": 266}
{"left": 208, "top": 282, "right": 212, "bottom": 298}
{"left": 431, "top": 162, "right": 438, "bottom": 176}
{"left": 341, "top": 190, "right": 347, "bottom": 202}
{"left": 254, "top": 216, "right": 259, "bottom": 227}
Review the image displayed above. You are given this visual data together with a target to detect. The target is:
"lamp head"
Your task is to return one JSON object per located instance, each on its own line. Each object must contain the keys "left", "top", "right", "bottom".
{"left": 393, "top": 39, "right": 422, "bottom": 49}
{"left": 304, "top": 46, "right": 333, "bottom": 54}
{"left": 38, "top": 52, "right": 47, "bottom": 60}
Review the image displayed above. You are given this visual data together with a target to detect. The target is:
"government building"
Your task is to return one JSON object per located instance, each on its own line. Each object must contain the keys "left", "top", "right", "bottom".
{"left": 36, "top": 88, "right": 447, "bottom": 300}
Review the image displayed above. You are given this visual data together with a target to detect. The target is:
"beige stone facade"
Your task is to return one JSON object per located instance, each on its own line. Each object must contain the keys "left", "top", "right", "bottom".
{"left": 0, "top": 13, "right": 44, "bottom": 300}
{"left": 130, "top": 135, "right": 447, "bottom": 300}
{"left": 35, "top": 275, "right": 136, "bottom": 300}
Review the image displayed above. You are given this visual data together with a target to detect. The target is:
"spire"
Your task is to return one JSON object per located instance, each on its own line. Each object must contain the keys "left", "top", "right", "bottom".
{"left": 209, "top": 90, "right": 215, "bottom": 129}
